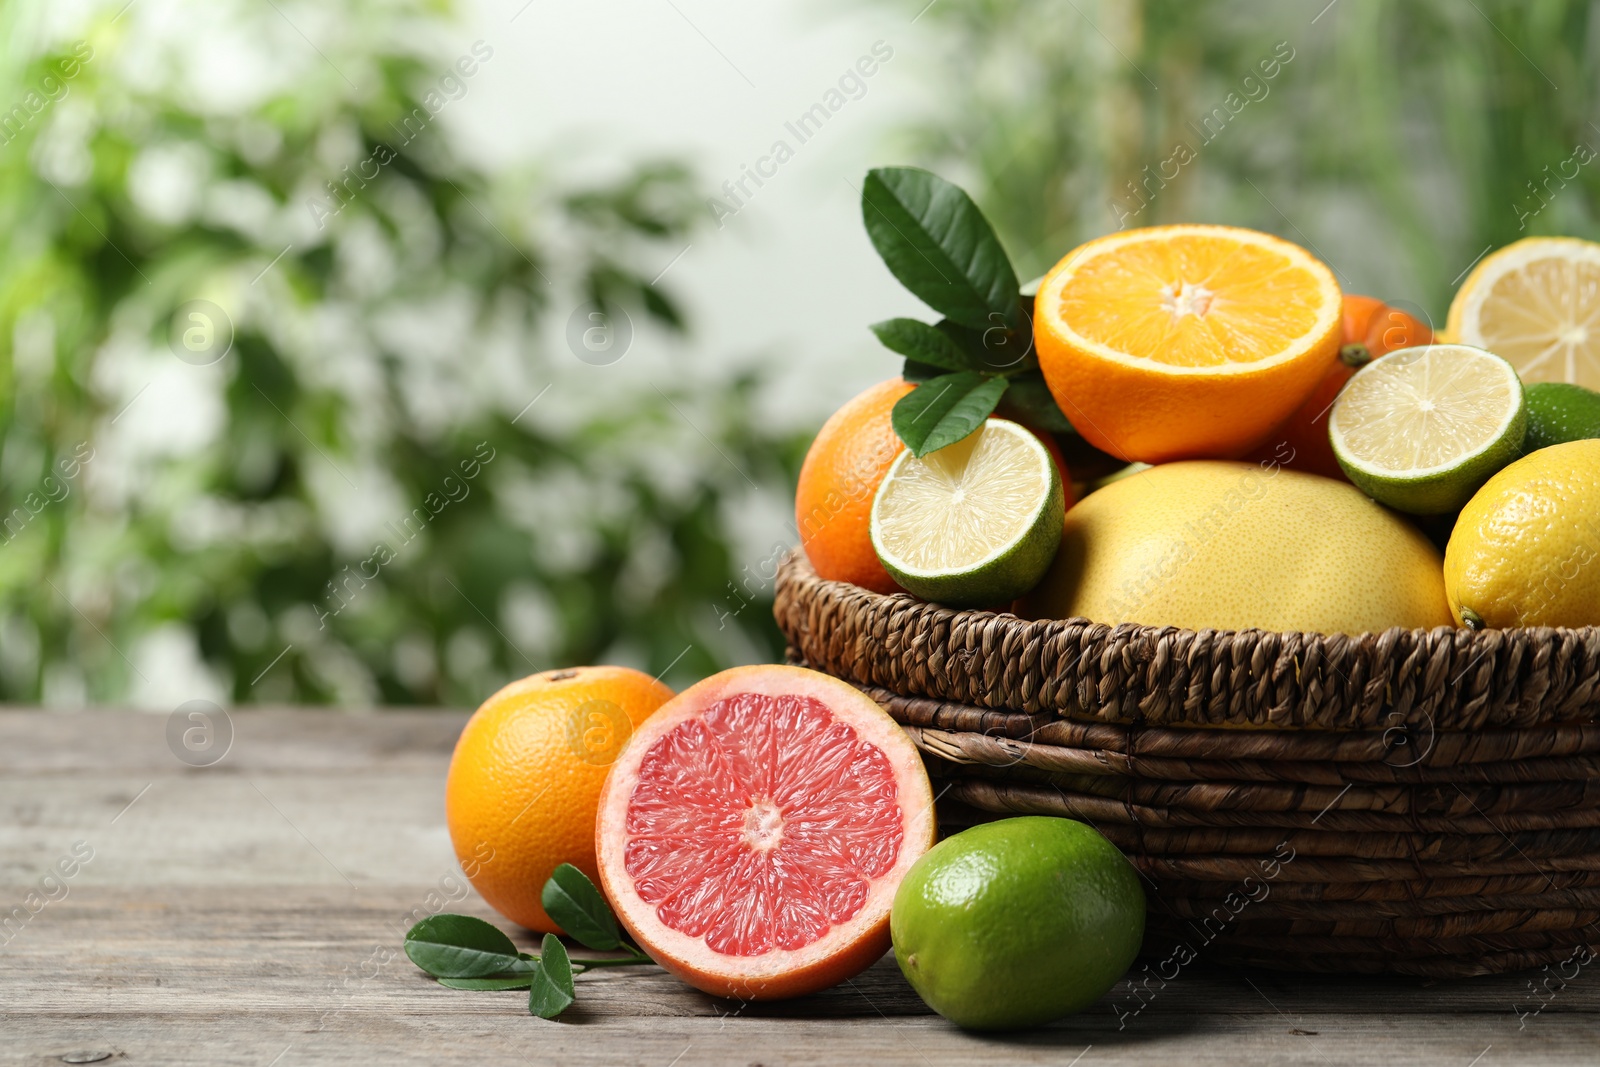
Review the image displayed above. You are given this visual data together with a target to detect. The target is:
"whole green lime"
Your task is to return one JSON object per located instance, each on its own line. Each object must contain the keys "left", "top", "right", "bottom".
{"left": 1522, "top": 382, "right": 1600, "bottom": 453}
{"left": 890, "top": 817, "right": 1145, "bottom": 1031}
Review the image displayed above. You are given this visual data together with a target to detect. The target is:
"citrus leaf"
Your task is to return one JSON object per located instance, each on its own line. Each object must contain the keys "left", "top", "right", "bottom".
{"left": 901, "top": 358, "right": 943, "bottom": 383}
{"left": 870, "top": 318, "right": 976, "bottom": 371}
{"left": 999, "top": 372, "right": 1076, "bottom": 435}
{"left": 939, "top": 314, "right": 1037, "bottom": 376}
{"left": 892, "top": 373, "right": 1009, "bottom": 457}
{"left": 404, "top": 914, "right": 525, "bottom": 979}
{"left": 541, "top": 863, "right": 622, "bottom": 951}
{"left": 438, "top": 974, "right": 536, "bottom": 990}
{"left": 862, "top": 168, "right": 1021, "bottom": 331}
{"left": 528, "top": 935, "right": 576, "bottom": 1018}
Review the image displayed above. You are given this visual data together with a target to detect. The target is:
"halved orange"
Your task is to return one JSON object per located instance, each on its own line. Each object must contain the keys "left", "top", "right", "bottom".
{"left": 1034, "top": 224, "right": 1343, "bottom": 462}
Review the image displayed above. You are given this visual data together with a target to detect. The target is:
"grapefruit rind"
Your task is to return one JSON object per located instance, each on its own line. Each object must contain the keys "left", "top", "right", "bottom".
{"left": 595, "top": 664, "right": 936, "bottom": 1000}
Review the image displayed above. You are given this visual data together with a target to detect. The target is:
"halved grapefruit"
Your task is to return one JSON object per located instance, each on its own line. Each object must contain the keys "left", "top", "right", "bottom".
{"left": 595, "top": 664, "right": 936, "bottom": 1000}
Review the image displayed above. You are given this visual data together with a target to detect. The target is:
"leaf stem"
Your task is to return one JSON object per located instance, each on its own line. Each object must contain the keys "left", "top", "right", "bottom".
{"left": 570, "top": 948, "right": 654, "bottom": 970}
{"left": 569, "top": 953, "right": 656, "bottom": 972}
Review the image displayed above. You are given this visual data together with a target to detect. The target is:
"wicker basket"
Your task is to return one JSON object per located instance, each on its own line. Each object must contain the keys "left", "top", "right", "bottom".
{"left": 774, "top": 550, "right": 1600, "bottom": 977}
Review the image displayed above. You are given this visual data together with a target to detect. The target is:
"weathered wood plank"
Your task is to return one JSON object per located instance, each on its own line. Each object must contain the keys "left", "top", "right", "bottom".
{"left": 0, "top": 707, "right": 465, "bottom": 773}
{"left": 10, "top": 1011, "right": 1593, "bottom": 1067}
{"left": 8, "top": 885, "right": 1598, "bottom": 1020}
{"left": 3, "top": 711, "right": 1599, "bottom": 1065}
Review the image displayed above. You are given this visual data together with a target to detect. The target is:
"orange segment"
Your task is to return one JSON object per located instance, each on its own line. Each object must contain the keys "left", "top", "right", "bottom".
{"left": 1035, "top": 225, "right": 1342, "bottom": 462}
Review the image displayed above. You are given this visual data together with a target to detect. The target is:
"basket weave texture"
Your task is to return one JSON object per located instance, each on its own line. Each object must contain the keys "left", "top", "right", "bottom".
{"left": 774, "top": 551, "right": 1600, "bottom": 977}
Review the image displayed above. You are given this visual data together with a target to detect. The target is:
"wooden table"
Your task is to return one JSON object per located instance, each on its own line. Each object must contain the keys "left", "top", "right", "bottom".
{"left": 3, "top": 709, "right": 1596, "bottom": 1066}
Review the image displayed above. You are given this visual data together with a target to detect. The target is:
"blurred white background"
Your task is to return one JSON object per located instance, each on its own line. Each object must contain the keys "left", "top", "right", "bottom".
{"left": 453, "top": 0, "right": 934, "bottom": 426}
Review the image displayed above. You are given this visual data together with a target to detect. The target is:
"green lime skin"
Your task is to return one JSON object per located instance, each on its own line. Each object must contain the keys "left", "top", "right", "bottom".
{"left": 890, "top": 817, "right": 1145, "bottom": 1031}
{"left": 1522, "top": 382, "right": 1600, "bottom": 454}
{"left": 876, "top": 455, "right": 1064, "bottom": 610}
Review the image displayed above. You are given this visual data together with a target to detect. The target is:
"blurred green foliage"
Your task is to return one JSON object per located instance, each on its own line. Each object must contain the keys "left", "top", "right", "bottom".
{"left": 893, "top": 0, "right": 1600, "bottom": 322}
{"left": 0, "top": 3, "right": 805, "bottom": 707}
{"left": 7, "top": 0, "right": 1593, "bottom": 708}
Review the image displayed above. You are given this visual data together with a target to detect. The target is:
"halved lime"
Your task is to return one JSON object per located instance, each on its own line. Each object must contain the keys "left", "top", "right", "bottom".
{"left": 1329, "top": 343, "right": 1525, "bottom": 514}
{"left": 870, "top": 418, "right": 1064, "bottom": 607}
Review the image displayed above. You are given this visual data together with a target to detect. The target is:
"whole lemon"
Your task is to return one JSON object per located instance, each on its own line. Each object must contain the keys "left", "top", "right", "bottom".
{"left": 1445, "top": 440, "right": 1600, "bottom": 628}
{"left": 1019, "top": 461, "right": 1453, "bottom": 634}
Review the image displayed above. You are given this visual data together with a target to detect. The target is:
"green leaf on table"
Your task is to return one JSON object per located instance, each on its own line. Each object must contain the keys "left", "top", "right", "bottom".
{"left": 892, "top": 372, "right": 1010, "bottom": 457}
{"left": 438, "top": 974, "right": 537, "bottom": 991}
{"left": 870, "top": 318, "right": 977, "bottom": 372}
{"left": 541, "top": 863, "right": 622, "bottom": 951}
{"left": 404, "top": 914, "right": 525, "bottom": 979}
{"left": 861, "top": 167, "right": 1021, "bottom": 331}
{"left": 999, "top": 371, "right": 1076, "bottom": 435}
{"left": 528, "top": 934, "right": 577, "bottom": 1018}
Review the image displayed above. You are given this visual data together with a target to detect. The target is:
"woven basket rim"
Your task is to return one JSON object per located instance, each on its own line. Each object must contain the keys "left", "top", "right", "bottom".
{"left": 790, "top": 549, "right": 1600, "bottom": 644}
{"left": 774, "top": 550, "right": 1600, "bottom": 731}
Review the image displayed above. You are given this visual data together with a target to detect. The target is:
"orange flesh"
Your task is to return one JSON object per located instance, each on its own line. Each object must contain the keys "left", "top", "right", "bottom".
{"left": 1057, "top": 235, "right": 1327, "bottom": 367}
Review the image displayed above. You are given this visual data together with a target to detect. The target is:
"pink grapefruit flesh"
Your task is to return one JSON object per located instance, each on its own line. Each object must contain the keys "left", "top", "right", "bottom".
{"left": 595, "top": 664, "right": 936, "bottom": 1000}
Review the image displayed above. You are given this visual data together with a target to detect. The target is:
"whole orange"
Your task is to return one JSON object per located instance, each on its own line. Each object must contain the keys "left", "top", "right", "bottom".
{"left": 445, "top": 665, "right": 674, "bottom": 932}
{"left": 795, "top": 378, "right": 914, "bottom": 593}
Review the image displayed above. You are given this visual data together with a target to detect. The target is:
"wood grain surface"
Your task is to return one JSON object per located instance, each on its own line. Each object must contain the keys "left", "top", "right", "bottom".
{"left": 3, "top": 709, "right": 1598, "bottom": 1066}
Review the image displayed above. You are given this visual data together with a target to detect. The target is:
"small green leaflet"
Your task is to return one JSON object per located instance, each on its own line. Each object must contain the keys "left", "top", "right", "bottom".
{"left": 404, "top": 914, "right": 526, "bottom": 979}
{"left": 870, "top": 318, "right": 977, "bottom": 372}
{"left": 861, "top": 167, "right": 1021, "bottom": 331}
{"left": 541, "top": 863, "right": 622, "bottom": 951}
{"left": 528, "top": 934, "right": 576, "bottom": 1018}
{"left": 891, "top": 372, "right": 1010, "bottom": 457}
{"left": 405, "top": 867, "right": 649, "bottom": 1020}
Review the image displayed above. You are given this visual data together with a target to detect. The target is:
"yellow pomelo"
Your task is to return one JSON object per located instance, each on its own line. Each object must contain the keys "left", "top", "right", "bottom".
{"left": 1445, "top": 440, "right": 1600, "bottom": 629}
{"left": 1019, "top": 461, "right": 1453, "bottom": 634}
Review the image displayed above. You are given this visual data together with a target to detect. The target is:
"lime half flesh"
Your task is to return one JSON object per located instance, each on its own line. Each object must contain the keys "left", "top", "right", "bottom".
{"left": 870, "top": 418, "right": 1064, "bottom": 607}
{"left": 1329, "top": 343, "right": 1525, "bottom": 514}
